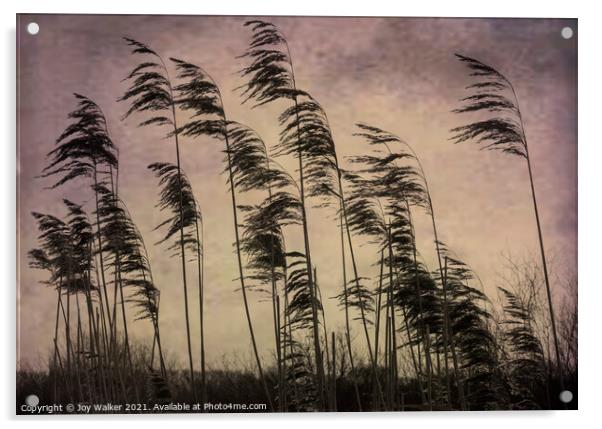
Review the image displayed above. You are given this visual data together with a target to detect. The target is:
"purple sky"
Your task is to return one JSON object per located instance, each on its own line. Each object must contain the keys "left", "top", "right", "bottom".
{"left": 17, "top": 15, "right": 577, "bottom": 369}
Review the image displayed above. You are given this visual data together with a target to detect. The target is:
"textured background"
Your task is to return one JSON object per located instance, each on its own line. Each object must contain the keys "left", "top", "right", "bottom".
{"left": 17, "top": 15, "right": 577, "bottom": 369}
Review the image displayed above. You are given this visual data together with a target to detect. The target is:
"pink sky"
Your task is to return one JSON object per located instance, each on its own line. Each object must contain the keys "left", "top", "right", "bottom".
{"left": 17, "top": 15, "right": 577, "bottom": 369}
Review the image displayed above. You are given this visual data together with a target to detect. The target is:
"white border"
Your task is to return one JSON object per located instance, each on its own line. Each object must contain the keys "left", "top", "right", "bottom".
{"left": 3, "top": 0, "right": 599, "bottom": 427}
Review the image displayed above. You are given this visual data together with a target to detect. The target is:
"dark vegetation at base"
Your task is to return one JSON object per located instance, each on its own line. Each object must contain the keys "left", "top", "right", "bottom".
{"left": 16, "top": 361, "right": 577, "bottom": 413}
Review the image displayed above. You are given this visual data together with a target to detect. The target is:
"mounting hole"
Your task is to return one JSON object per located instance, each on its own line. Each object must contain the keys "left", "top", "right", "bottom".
{"left": 561, "top": 26, "right": 573, "bottom": 39}
{"left": 25, "top": 394, "right": 39, "bottom": 407}
{"left": 559, "top": 390, "right": 573, "bottom": 403}
{"left": 27, "top": 22, "right": 39, "bottom": 35}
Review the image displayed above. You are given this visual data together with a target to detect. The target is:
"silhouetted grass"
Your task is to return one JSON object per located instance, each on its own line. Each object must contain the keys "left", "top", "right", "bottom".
{"left": 21, "top": 19, "right": 577, "bottom": 414}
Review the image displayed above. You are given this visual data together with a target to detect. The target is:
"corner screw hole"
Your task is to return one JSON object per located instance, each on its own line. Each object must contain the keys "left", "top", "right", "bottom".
{"left": 561, "top": 27, "right": 573, "bottom": 39}
{"left": 25, "top": 394, "right": 39, "bottom": 407}
{"left": 559, "top": 390, "right": 573, "bottom": 403}
{"left": 27, "top": 22, "right": 40, "bottom": 35}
